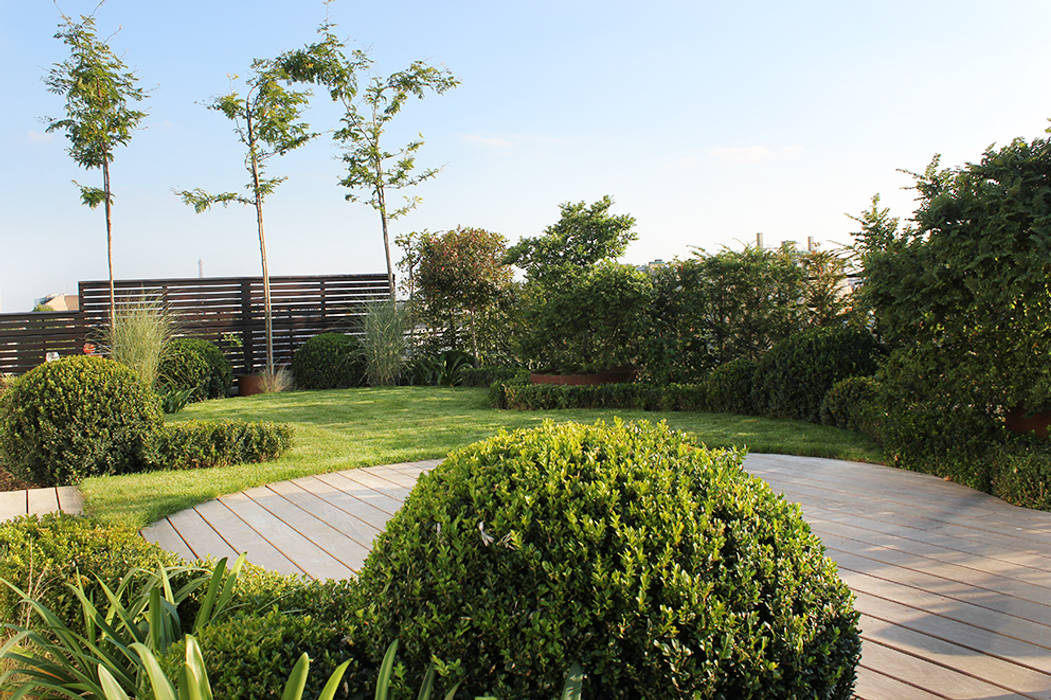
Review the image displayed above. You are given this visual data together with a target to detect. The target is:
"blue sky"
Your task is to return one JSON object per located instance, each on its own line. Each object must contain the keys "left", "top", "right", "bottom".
{"left": 2, "top": 0, "right": 1050, "bottom": 311}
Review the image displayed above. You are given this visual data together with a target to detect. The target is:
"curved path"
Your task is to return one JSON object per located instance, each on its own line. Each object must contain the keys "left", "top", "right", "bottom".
{"left": 141, "top": 454, "right": 1051, "bottom": 699}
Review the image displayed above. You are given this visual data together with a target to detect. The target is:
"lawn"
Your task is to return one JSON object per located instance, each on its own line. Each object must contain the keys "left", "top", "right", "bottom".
{"left": 80, "top": 386, "right": 882, "bottom": 528}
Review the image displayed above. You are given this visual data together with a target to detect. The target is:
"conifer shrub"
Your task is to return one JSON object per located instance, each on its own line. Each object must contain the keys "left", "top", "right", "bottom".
{"left": 0, "top": 356, "right": 161, "bottom": 485}
{"left": 291, "top": 332, "right": 367, "bottom": 390}
{"left": 352, "top": 420, "right": 861, "bottom": 698}
{"left": 158, "top": 337, "right": 233, "bottom": 400}
{"left": 752, "top": 326, "right": 880, "bottom": 422}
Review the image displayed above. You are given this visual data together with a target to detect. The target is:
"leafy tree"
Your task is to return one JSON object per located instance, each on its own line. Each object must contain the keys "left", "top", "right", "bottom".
{"left": 506, "top": 196, "right": 637, "bottom": 281}
{"left": 45, "top": 12, "right": 147, "bottom": 327}
{"left": 278, "top": 25, "right": 458, "bottom": 299}
{"left": 412, "top": 227, "right": 513, "bottom": 361}
{"left": 176, "top": 62, "right": 315, "bottom": 375}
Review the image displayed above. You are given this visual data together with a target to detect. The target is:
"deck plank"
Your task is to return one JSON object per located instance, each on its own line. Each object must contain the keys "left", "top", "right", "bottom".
{"left": 54, "top": 486, "right": 84, "bottom": 515}
{"left": 858, "top": 638, "right": 1023, "bottom": 699}
{"left": 0, "top": 490, "right": 26, "bottom": 521}
{"left": 192, "top": 499, "right": 304, "bottom": 576}
{"left": 140, "top": 518, "right": 195, "bottom": 561}
{"left": 26, "top": 488, "right": 59, "bottom": 516}
{"left": 168, "top": 507, "right": 238, "bottom": 561}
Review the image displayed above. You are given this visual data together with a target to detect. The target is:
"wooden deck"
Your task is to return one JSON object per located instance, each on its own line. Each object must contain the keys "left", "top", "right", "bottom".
{"left": 0, "top": 486, "right": 84, "bottom": 522}
{"left": 141, "top": 454, "right": 1051, "bottom": 699}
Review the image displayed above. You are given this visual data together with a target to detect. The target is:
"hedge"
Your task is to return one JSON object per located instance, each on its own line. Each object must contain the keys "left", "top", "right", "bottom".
{"left": 143, "top": 420, "right": 293, "bottom": 471}
{"left": 489, "top": 381, "right": 708, "bottom": 413}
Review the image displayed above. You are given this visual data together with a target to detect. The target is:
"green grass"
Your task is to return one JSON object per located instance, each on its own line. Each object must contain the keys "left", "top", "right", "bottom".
{"left": 80, "top": 386, "right": 882, "bottom": 528}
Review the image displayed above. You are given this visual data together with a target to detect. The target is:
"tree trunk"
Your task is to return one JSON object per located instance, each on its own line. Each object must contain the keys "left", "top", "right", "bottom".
{"left": 103, "top": 157, "right": 115, "bottom": 328}
{"left": 470, "top": 308, "right": 479, "bottom": 364}
{"left": 374, "top": 152, "right": 396, "bottom": 301}
{"left": 247, "top": 107, "right": 274, "bottom": 376}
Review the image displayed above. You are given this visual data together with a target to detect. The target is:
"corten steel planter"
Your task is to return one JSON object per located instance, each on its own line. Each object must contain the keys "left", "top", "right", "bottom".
{"left": 1004, "top": 407, "right": 1051, "bottom": 439}
{"left": 237, "top": 374, "right": 265, "bottom": 396}
{"left": 530, "top": 367, "right": 635, "bottom": 386}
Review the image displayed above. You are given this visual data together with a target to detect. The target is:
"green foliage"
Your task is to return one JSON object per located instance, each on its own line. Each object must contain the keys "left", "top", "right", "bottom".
{"left": 461, "top": 366, "right": 527, "bottom": 388}
{"left": 751, "top": 327, "right": 880, "bottom": 423}
{"left": 160, "top": 337, "right": 234, "bottom": 401}
{"left": 0, "top": 514, "right": 179, "bottom": 635}
{"left": 143, "top": 420, "right": 293, "bottom": 471}
{"left": 820, "top": 376, "right": 880, "bottom": 437}
{"left": 0, "top": 356, "right": 161, "bottom": 485}
{"left": 853, "top": 137, "right": 1051, "bottom": 415}
{"left": 352, "top": 420, "right": 860, "bottom": 698}
{"left": 363, "top": 301, "right": 410, "bottom": 386}
{"left": 506, "top": 196, "right": 637, "bottom": 281}
{"left": 405, "top": 349, "right": 474, "bottom": 387}
{"left": 704, "top": 358, "right": 758, "bottom": 415}
{"left": 103, "top": 298, "right": 178, "bottom": 390}
{"left": 990, "top": 437, "right": 1051, "bottom": 511}
{"left": 643, "top": 244, "right": 845, "bottom": 383}
{"left": 517, "top": 262, "right": 652, "bottom": 373}
{"left": 291, "top": 333, "right": 367, "bottom": 390}
{"left": 161, "top": 610, "right": 352, "bottom": 700}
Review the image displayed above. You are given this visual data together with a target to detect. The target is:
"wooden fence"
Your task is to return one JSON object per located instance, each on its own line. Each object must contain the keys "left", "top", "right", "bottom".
{"left": 0, "top": 273, "right": 391, "bottom": 375}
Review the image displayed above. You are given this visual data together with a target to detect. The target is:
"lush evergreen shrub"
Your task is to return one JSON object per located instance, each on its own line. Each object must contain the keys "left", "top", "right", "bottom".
{"left": 751, "top": 326, "right": 880, "bottom": 423}
{"left": 0, "top": 514, "right": 180, "bottom": 634}
{"left": 352, "top": 420, "right": 861, "bottom": 698}
{"left": 291, "top": 332, "right": 367, "bottom": 390}
{"left": 460, "top": 366, "right": 527, "bottom": 388}
{"left": 161, "top": 609, "right": 355, "bottom": 700}
{"left": 143, "top": 420, "right": 293, "bottom": 470}
{"left": 404, "top": 348, "right": 473, "bottom": 386}
{"left": 704, "top": 358, "right": 758, "bottom": 415}
{"left": 820, "top": 376, "right": 880, "bottom": 436}
{"left": 990, "top": 438, "right": 1051, "bottom": 511}
{"left": 159, "top": 337, "right": 233, "bottom": 400}
{"left": 0, "top": 356, "right": 161, "bottom": 485}
{"left": 489, "top": 381, "right": 707, "bottom": 412}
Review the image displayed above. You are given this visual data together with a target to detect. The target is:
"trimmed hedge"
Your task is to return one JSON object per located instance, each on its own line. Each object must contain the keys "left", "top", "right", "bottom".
{"left": 291, "top": 333, "right": 367, "bottom": 390}
{"left": 144, "top": 420, "right": 293, "bottom": 471}
{"left": 705, "top": 358, "right": 758, "bottom": 415}
{"left": 490, "top": 381, "right": 707, "bottom": 412}
{"left": 752, "top": 326, "right": 880, "bottom": 422}
{"left": 820, "top": 376, "right": 880, "bottom": 437}
{"left": 990, "top": 438, "right": 1051, "bottom": 511}
{"left": 0, "top": 514, "right": 181, "bottom": 634}
{"left": 352, "top": 420, "right": 861, "bottom": 698}
{"left": 0, "top": 356, "right": 161, "bottom": 485}
{"left": 161, "top": 609, "right": 355, "bottom": 700}
{"left": 159, "top": 337, "right": 233, "bottom": 400}
{"left": 460, "top": 366, "right": 528, "bottom": 388}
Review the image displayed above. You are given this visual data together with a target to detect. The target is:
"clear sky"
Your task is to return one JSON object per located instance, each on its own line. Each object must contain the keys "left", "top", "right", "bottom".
{"left": 2, "top": 0, "right": 1049, "bottom": 311}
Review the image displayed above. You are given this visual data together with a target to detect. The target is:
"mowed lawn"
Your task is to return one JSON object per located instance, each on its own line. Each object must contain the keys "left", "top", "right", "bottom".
{"left": 81, "top": 386, "right": 882, "bottom": 528}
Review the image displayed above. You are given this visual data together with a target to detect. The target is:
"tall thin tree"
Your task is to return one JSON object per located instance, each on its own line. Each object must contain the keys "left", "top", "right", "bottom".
{"left": 176, "top": 61, "right": 314, "bottom": 375}
{"left": 45, "top": 12, "right": 147, "bottom": 327}
{"left": 279, "top": 26, "right": 458, "bottom": 299}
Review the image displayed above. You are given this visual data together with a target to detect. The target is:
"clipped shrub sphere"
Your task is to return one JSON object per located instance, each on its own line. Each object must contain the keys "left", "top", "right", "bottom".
{"left": 752, "top": 326, "right": 881, "bottom": 422}
{"left": 159, "top": 337, "right": 233, "bottom": 400}
{"left": 0, "top": 356, "right": 161, "bottom": 485}
{"left": 820, "top": 375, "right": 880, "bottom": 436}
{"left": 291, "top": 332, "right": 367, "bottom": 390}
{"left": 353, "top": 420, "right": 861, "bottom": 698}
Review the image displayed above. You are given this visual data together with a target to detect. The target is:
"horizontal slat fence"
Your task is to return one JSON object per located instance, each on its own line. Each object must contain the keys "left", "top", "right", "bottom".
{"left": 0, "top": 274, "right": 391, "bottom": 376}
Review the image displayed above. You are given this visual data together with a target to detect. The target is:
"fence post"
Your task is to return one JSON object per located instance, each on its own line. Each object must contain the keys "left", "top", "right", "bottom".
{"left": 240, "top": 279, "right": 254, "bottom": 373}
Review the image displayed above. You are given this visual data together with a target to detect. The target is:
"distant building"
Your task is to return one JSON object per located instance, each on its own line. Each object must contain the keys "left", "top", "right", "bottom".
{"left": 34, "top": 293, "right": 79, "bottom": 311}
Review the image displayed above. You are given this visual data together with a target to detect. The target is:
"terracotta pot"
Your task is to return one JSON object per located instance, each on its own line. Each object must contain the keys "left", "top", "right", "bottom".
{"left": 238, "top": 374, "right": 265, "bottom": 396}
{"left": 1004, "top": 407, "right": 1051, "bottom": 439}
{"left": 530, "top": 367, "right": 635, "bottom": 386}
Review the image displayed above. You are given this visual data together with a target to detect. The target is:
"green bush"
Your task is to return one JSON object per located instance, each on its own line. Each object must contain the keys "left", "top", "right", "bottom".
{"left": 752, "top": 326, "right": 880, "bottom": 422}
{"left": 291, "top": 333, "right": 367, "bottom": 390}
{"left": 404, "top": 348, "right": 473, "bottom": 386}
{"left": 460, "top": 366, "right": 527, "bottom": 388}
{"left": 159, "top": 337, "right": 234, "bottom": 400}
{"left": 704, "top": 358, "right": 758, "bottom": 414}
{"left": 0, "top": 514, "right": 181, "bottom": 634}
{"left": 990, "top": 438, "right": 1051, "bottom": 511}
{"left": 0, "top": 356, "right": 161, "bottom": 485}
{"left": 162, "top": 609, "right": 355, "bottom": 700}
{"left": 820, "top": 376, "right": 880, "bottom": 436}
{"left": 489, "top": 381, "right": 707, "bottom": 413}
{"left": 143, "top": 420, "right": 293, "bottom": 470}
{"left": 352, "top": 420, "right": 861, "bottom": 698}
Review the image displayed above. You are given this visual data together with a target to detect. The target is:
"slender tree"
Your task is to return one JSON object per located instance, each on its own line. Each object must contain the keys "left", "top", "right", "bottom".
{"left": 176, "top": 62, "right": 314, "bottom": 375}
{"left": 279, "top": 26, "right": 458, "bottom": 299}
{"left": 45, "top": 12, "right": 147, "bottom": 327}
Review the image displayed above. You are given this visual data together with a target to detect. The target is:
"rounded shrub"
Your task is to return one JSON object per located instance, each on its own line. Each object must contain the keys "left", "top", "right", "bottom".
{"left": 704, "top": 357, "right": 758, "bottom": 414}
{"left": 990, "top": 437, "right": 1051, "bottom": 511}
{"left": 820, "top": 376, "right": 880, "bottom": 437}
{"left": 159, "top": 337, "right": 233, "bottom": 400}
{"left": 291, "top": 332, "right": 367, "bottom": 390}
{"left": 162, "top": 609, "right": 355, "bottom": 700}
{"left": 752, "top": 326, "right": 881, "bottom": 422}
{"left": 0, "top": 514, "right": 181, "bottom": 634}
{"left": 352, "top": 420, "right": 861, "bottom": 698}
{"left": 0, "top": 356, "right": 161, "bottom": 485}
